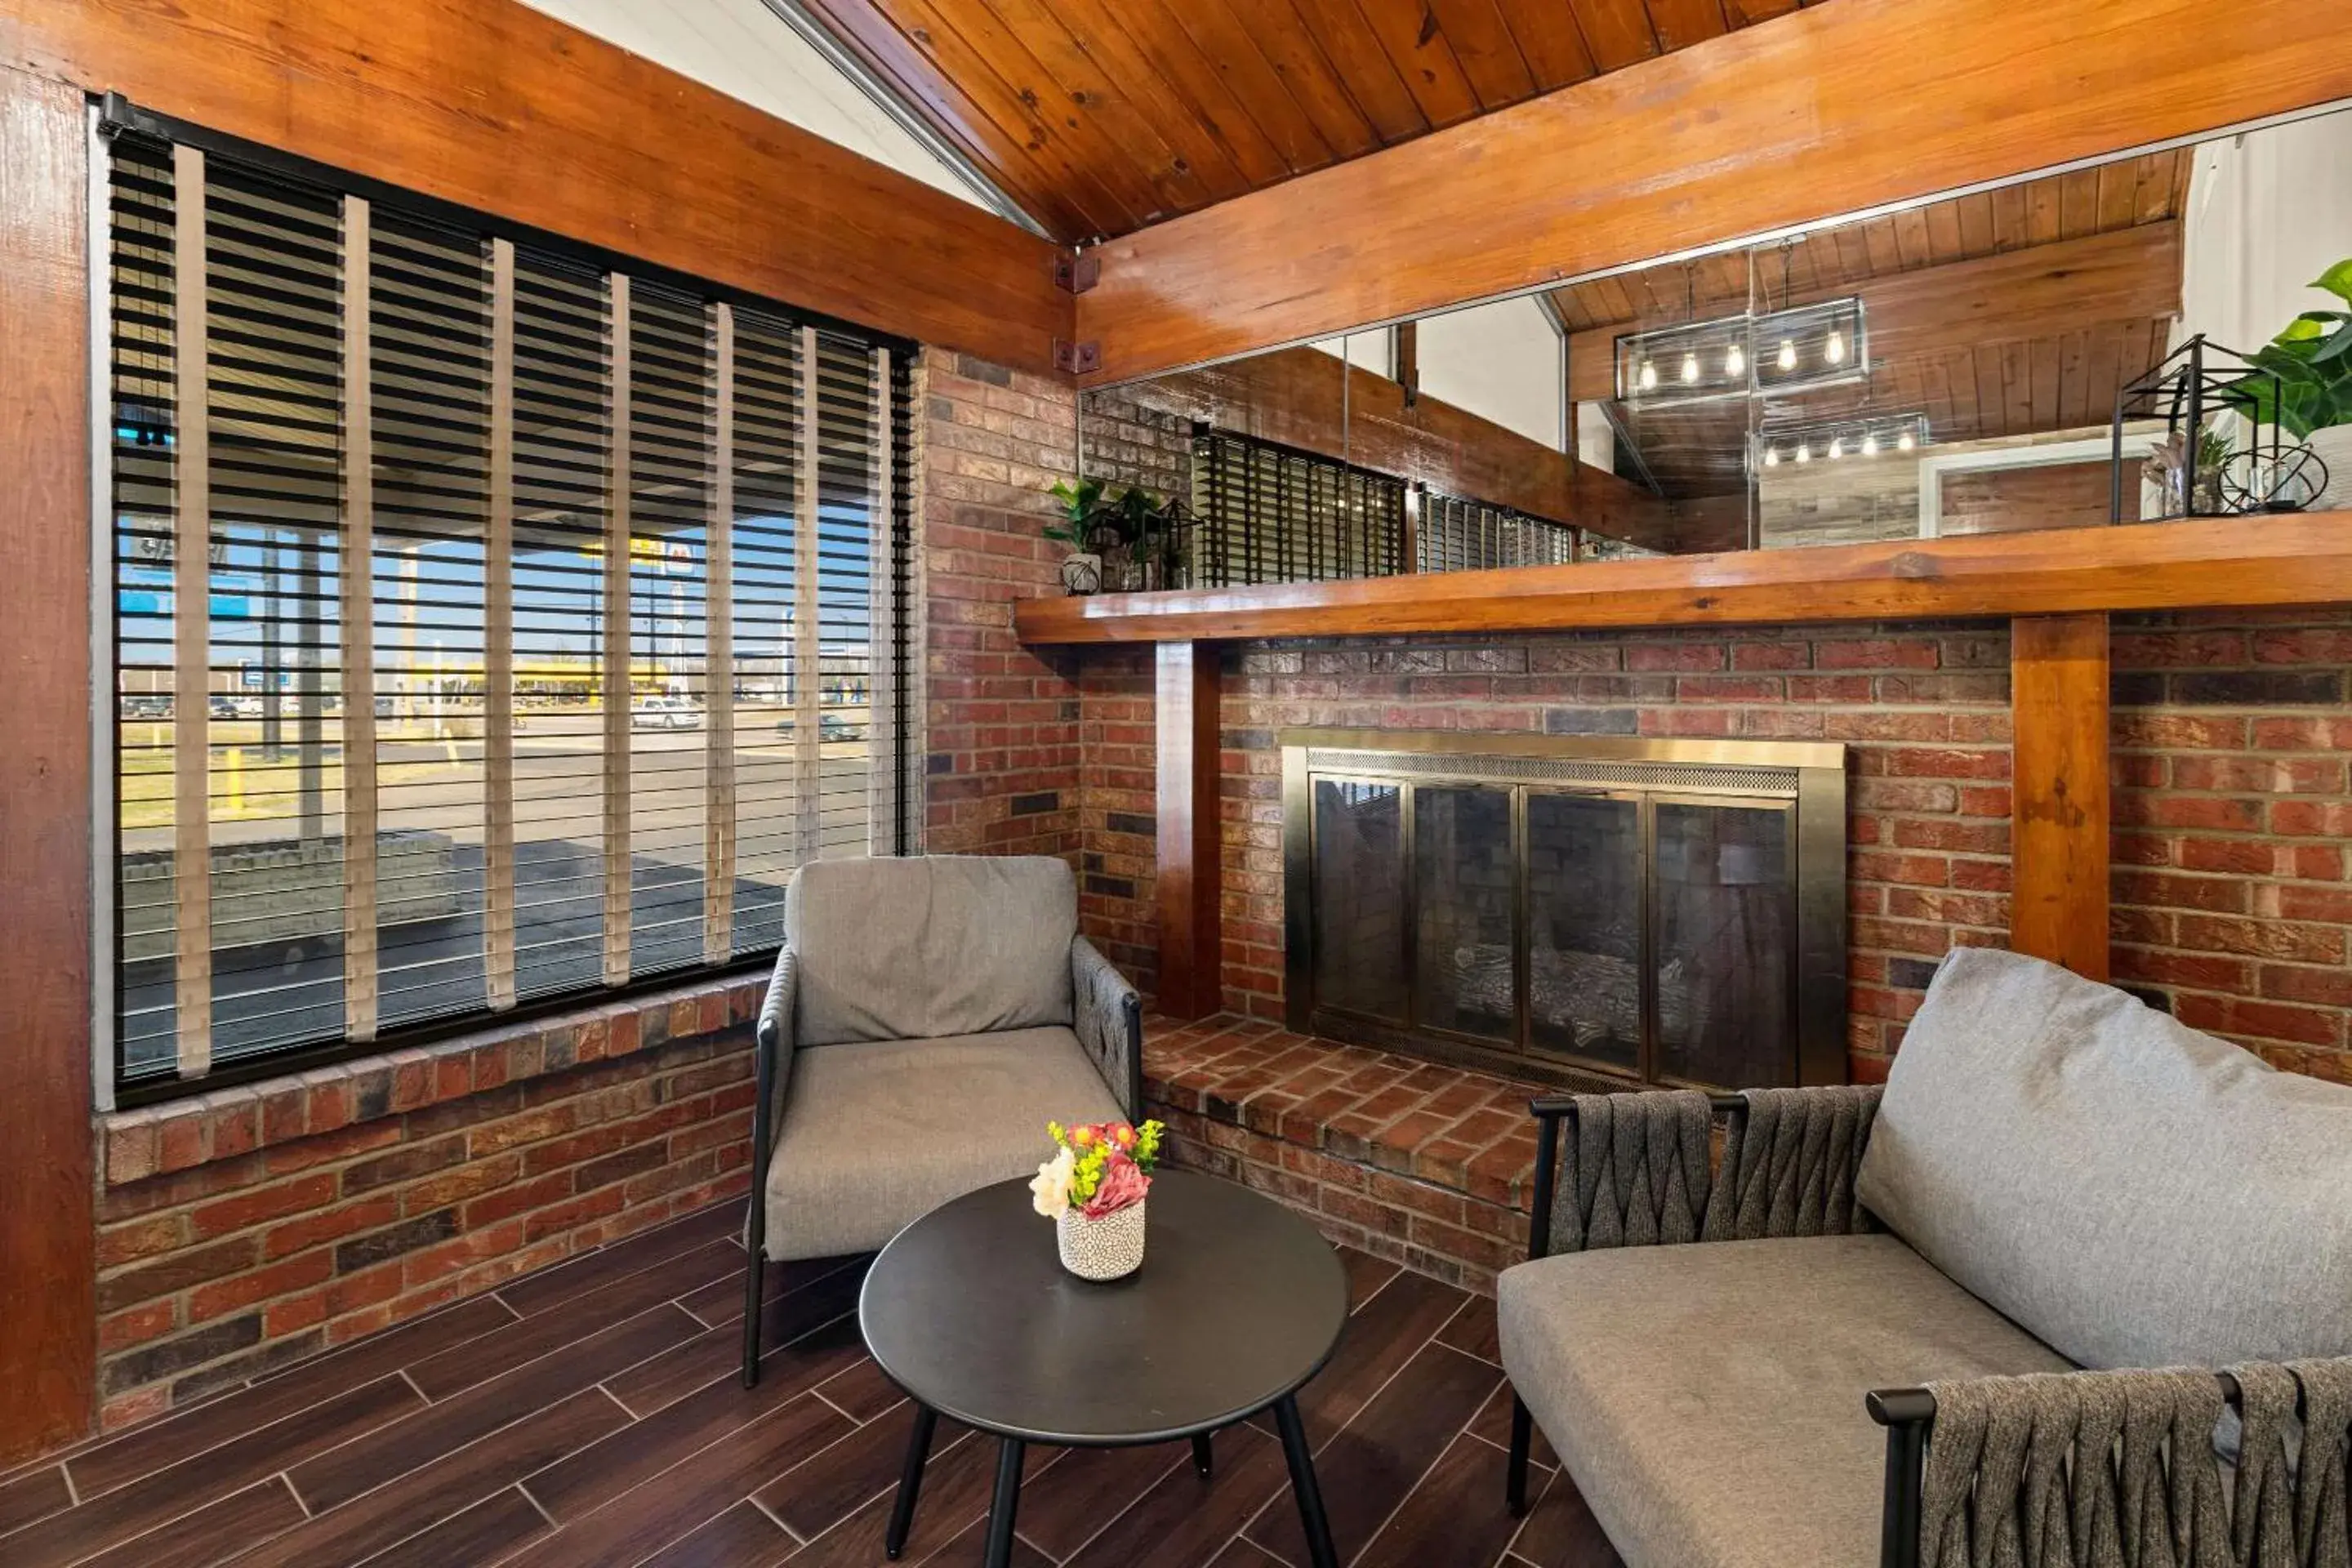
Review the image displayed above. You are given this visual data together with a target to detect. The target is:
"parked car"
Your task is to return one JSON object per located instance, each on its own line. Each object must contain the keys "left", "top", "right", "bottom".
{"left": 632, "top": 696, "right": 701, "bottom": 731}
{"left": 121, "top": 695, "right": 172, "bottom": 720}
{"left": 773, "top": 712, "right": 869, "bottom": 743}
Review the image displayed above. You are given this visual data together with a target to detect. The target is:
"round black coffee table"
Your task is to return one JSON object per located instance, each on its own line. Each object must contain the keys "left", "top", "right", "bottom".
{"left": 859, "top": 1169, "right": 1349, "bottom": 1568}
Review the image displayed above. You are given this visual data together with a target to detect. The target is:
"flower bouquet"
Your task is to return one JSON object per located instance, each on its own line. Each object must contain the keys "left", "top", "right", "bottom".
{"left": 1029, "top": 1119, "right": 1166, "bottom": 1281}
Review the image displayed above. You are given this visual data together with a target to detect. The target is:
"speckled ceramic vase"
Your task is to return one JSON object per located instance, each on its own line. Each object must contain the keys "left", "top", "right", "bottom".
{"left": 1056, "top": 1198, "right": 1147, "bottom": 1281}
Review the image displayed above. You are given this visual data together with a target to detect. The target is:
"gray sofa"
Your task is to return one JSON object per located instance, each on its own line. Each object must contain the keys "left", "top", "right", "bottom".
{"left": 739, "top": 855, "right": 1141, "bottom": 1384}
{"left": 1498, "top": 947, "right": 2352, "bottom": 1568}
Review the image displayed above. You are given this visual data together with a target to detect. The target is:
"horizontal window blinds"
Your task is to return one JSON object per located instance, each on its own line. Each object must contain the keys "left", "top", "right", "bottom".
{"left": 1417, "top": 494, "right": 1579, "bottom": 572}
{"left": 106, "top": 127, "right": 911, "bottom": 1094}
{"left": 1187, "top": 430, "right": 1407, "bottom": 587}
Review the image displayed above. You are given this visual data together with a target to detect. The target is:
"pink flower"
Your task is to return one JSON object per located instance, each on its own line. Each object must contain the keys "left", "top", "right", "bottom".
{"left": 1080, "top": 1153, "right": 1151, "bottom": 1218}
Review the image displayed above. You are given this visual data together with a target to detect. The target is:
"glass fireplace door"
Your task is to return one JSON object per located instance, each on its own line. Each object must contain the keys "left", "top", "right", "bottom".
{"left": 1652, "top": 798, "right": 1797, "bottom": 1088}
{"left": 1526, "top": 791, "right": 1644, "bottom": 1073}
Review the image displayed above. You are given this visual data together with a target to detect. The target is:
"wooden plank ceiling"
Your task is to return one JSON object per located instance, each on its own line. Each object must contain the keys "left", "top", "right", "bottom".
{"left": 1566, "top": 154, "right": 2190, "bottom": 501}
{"left": 797, "top": 0, "right": 1815, "bottom": 241}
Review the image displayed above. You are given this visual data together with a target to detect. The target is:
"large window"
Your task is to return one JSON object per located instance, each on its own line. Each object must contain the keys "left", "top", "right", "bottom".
{"left": 105, "top": 117, "right": 914, "bottom": 1099}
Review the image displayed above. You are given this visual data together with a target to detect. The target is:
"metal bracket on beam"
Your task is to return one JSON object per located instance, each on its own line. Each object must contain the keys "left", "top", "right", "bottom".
{"left": 1052, "top": 252, "right": 1101, "bottom": 294}
{"left": 1054, "top": 338, "right": 1102, "bottom": 374}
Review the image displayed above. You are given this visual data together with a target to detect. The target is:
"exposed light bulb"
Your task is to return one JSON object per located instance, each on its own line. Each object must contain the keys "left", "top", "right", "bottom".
{"left": 1861, "top": 434, "right": 1878, "bottom": 457}
{"left": 1777, "top": 340, "right": 1797, "bottom": 372}
{"left": 1824, "top": 329, "right": 1847, "bottom": 366}
{"left": 1725, "top": 343, "right": 1746, "bottom": 377}
{"left": 1680, "top": 352, "right": 1700, "bottom": 385}
{"left": 1829, "top": 436, "right": 1845, "bottom": 460}
{"left": 1897, "top": 430, "right": 1917, "bottom": 452}
{"left": 1795, "top": 442, "right": 1811, "bottom": 464}
{"left": 1637, "top": 360, "right": 1657, "bottom": 391}
{"left": 1762, "top": 447, "right": 1780, "bottom": 468}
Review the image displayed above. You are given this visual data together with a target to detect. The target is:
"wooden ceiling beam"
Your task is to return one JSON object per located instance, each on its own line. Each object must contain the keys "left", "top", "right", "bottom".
{"left": 1119, "top": 344, "right": 1672, "bottom": 546}
{"left": 0, "top": 0, "right": 1073, "bottom": 376}
{"left": 1075, "top": 0, "right": 2352, "bottom": 384}
{"left": 1013, "top": 512, "right": 2352, "bottom": 645}
{"left": 1562, "top": 222, "right": 2184, "bottom": 403}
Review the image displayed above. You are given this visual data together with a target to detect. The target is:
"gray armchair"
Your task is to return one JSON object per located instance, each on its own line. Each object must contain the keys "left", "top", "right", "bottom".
{"left": 739, "top": 855, "right": 1141, "bottom": 1386}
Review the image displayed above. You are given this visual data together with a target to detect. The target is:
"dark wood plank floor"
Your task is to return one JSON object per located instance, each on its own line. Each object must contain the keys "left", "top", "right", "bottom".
{"left": 0, "top": 1201, "right": 1624, "bottom": 1568}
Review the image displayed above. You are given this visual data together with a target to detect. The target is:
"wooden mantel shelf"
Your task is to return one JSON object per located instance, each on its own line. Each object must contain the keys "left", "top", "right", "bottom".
{"left": 1014, "top": 514, "right": 2352, "bottom": 646}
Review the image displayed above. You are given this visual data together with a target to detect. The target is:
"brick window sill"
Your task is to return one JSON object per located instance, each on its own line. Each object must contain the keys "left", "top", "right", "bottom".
{"left": 97, "top": 973, "right": 770, "bottom": 1187}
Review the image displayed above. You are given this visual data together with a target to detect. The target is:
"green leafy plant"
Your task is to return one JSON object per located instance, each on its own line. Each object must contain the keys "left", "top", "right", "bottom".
{"left": 1043, "top": 478, "right": 1166, "bottom": 550}
{"left": 2221, "top": 258, "right": 2352, "bottom": 439}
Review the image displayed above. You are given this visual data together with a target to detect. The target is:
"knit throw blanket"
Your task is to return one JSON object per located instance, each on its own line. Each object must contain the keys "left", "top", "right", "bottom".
{"left": 1920, "top": 1360, "right": 2352, "bottom": 1568}
{"left": 1545, "top": 1085, "right": 1882, "bottom": 1254}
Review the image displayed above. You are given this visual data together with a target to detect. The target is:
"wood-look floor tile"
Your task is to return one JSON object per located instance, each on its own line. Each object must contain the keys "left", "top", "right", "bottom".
{"left": 809, "top": 1354, "right": 902, "bottom": 1423}
{"left": 751, "top": 1397, "right": 952, "bottom": 1539}
{"left": 501, "top": 1393, "right": 850, "bottom": 1568}
{"left": 1352, "top": 1431, "right": 1527, "bottom": 1568}
{"left": 66, "top": 1297, "right": 519, "bottom": 1500}
{"left": 497, "top": 1206, "right": 744, "bottom": 1319}
{"left": 288, "top": 1305, "right": 699, "bottom": 1514}
{"left": 0, "top": 1465, "right": 70, "bottom": 1539}
{"left": 1066, "top": 1423, "right": 1291, "bottom": 1566}
{"left": 528, "top": 1315, "right": 862, "bottom": 1522}
{"left": 359, "top": 1486, "right": 551, "bottom": 1568}
{"left": 1293, "top": 1271, "right": 1469, "bottom": 1440}
{"left": 0, "top": 1377, "right": 421, "bottom": 1565}
{"left": 1209, "top": 1539, "right": 1290, "bottom": 1567}
{"left": 674, "top": 1253, "right": 860, "bottom": 1330}
{"left": 1247, "top": 1343, "right": 1499, "bottom": 1567}
{"left": 1340, "top": 1248, "right": 1401, "bottom": 1311}
{"left": 600, "top": 1263, "right": 865, "bottom": 1419}
{"left": 1437, "top": 1295, "right": 1502, "bottom": 1364}
{"left": 242, "top": 1388, "right": 630, "bottom": 1566}
{"left": 1466, "top": 1385, "right": 1556, "bottom": 1472}
{"left": 779, "top": 1432, "right": 1048, "bottom": 1568}
{"left": 1003, "top": 1438, "right": 1187, "bottom": 1560}
{"left": 631, "top": 1499, "right": 795, "bottom": 1568}
{"left": 78, "top": 1477, "right": 305, "bottom": 1568}
{"left": 408, "top": 1239, "right": 739, "bottom": 1401}
{"left": 1509, "top": 1467, "right": 1624, "bottom": 1568}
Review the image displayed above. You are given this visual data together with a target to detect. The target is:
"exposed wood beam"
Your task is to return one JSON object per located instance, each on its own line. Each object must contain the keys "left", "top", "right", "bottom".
{"left": 1075, "top": 0, "right": 2352, "bottom": 383}
{"left": 0, "top": 0, "right": 1071, "bottom": 375}
{"left": 0, "top": 61, "right": 95, "bottom": 1464}
{"left": 1015, "top": 511, "right": 2352, "bottom": 645}
{"left": 1562, "top": 223, "right": 2184, "bottom": 403}
{"left": 1392, "top": 321, "right": 1419, "bottom": 407}
{"left": 2011, "top": 612, "right": 2112, "bottom": 980}
{"left": 1156, "top": 643, "right": 1223, "bottom": 1021}
{"left": 1124, "top": 345, "right": 1673, "bottom": 547}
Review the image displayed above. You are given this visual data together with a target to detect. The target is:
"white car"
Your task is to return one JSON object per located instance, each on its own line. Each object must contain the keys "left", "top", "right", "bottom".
{"left": 630, "top": 697, "right": 701, "bottom": 731}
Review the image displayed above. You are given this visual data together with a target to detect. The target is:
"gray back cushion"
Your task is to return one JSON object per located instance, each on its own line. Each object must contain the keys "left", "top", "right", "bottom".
{"left": 1855, "top": 947, "right": 2352, "bottom": 1370}
{"left": 787, "top": 855, "right": 1077, "bottom": 1046}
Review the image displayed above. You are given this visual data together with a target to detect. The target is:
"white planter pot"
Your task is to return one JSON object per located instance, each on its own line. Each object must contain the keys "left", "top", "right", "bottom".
{"left": 2309, "top": 426, "right": 2352, "bottom": 513}
{"left": 1056, "top": 1198, "right": 1146, "bottom": 1281}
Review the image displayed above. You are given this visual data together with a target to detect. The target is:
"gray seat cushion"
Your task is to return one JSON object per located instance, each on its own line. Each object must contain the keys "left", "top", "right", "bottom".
{"left": 1498, "top": 1235, "right": 2069, "bottom": 1568}
{"left": 1855, "top": 947, "right": 2352, "bottom": 1370}
{"left": 760, "top": 1025, "right": 1123, "bottom": 1259}
{"left": 788, "top": 855, "right": 1078, "bottom": 1046}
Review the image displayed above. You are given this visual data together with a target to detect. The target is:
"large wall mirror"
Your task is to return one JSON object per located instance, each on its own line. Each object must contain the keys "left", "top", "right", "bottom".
{"left": 1066, "top": 102, "right": 2352, "bottom": 589}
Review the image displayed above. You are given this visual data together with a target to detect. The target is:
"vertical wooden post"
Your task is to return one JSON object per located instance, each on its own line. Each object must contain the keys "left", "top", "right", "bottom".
{"left": 341, "top": 194, "right": 379, "bottom": 1039}
{"left": 2011, "top": 612, "right": 2110, "bottom": 980}
{"left": 171, "top": 141, "right": 214, "bottom": 1075}
{"left": 483, "top": 236, "right": 517, "bottom": 1008}
{"left": 1156, "top": 640, "right": 1223, "bottom": 1019}
{"left": 602, "top": 272, "right": 633, "bottom": 986}
{"left": 1392, "top": 320, "right": 1419, "bottom": 407}
{"left": 0, "top": 62, "right": 94, "bottom": 1464}
{"left": 704, "top": 301, "right": 736, "bottom": 963}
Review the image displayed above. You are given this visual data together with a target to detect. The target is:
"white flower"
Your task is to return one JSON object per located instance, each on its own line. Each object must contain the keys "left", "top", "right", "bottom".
{"left": 1030, "top": 1146, "right": 1075, "bottom": 1218}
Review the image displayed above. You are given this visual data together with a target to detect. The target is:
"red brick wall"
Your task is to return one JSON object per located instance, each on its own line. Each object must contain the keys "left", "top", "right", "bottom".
{"left": 91, "top": 980, "right": 761, "bottom": 1431}
{"left": 1073, "top": 610, "right": 2352, "bottom": 1085}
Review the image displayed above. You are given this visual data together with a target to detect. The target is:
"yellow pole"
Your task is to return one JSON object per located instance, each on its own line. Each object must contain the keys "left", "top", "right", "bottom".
{"left": 227, "top": 746, "right": 244, "bottom": 814}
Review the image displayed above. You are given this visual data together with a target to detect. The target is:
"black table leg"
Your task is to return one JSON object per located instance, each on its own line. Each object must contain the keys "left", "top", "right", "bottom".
{"left": 885, "top": 1403, "right": 937, "bottom": 1561}
{"left": 1273, "top": 1395, "right": 1339, "bottom": 1568}
{"left": 982, "top": 1437, "right": 1025, "bottom": 1568}
{"left": 1192, "top": 1432, "right": 1214, "bottom": 1478}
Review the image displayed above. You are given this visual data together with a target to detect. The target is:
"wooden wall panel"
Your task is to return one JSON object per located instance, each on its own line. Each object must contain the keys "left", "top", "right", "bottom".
{"left": 0, "top": 0, "right": 1070, "bottom": 375}
{"left": 1076, "top": 0, "right": 2352, "bottom": 381}
{"left": 2011, "top": 612, "right": 2111, "bottom": 980}
{"left": 0, "top": 61, "right": 96, "bottom": 1464}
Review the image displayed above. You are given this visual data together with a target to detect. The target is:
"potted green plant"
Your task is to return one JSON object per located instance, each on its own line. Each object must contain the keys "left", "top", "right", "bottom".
{"left": 1045, "top": 479, "right": 1170, "bottom": 593}
{"left": 2221, "top": 258, "right": 2352, "bottom": 510}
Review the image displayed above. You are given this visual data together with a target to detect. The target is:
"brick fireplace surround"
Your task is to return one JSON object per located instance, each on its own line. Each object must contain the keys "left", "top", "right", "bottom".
{"left": 78, "top": 349, "right": 2352, "bottom": 1441}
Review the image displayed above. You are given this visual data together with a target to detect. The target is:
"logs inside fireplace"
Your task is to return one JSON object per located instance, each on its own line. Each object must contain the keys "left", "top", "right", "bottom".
{"left": 1281, "top": 731, "right": 1849, "bottom": 1091}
